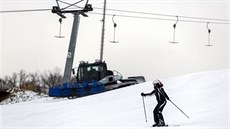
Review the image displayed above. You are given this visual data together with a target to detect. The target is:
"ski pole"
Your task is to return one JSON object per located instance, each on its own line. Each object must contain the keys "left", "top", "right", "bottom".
{"left": 142, "top": 96, "right": 148, "bottom": 122}
{"left": 169, "top": 100, "right": 189, "bottom": 118}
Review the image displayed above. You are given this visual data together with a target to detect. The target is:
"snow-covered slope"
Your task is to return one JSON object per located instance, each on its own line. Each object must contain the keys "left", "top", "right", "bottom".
{"left": 1, "top": 69, "right": 229, "bottom": 129}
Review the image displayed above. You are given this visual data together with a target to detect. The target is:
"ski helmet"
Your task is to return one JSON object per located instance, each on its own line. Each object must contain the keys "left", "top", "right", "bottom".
{"left": 153, "top": 80, "right": 163, "bottom": 88}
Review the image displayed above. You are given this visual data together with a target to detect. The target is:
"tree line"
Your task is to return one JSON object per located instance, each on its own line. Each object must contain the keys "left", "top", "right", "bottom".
{"left": 2, "top": 67, "right": 63, "bottom": 94}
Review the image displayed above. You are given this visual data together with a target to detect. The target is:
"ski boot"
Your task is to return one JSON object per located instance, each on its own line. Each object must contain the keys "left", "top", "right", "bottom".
{"left": 157, "top": 120, "right": 166, "bottom": 127}
{"left": 152, "top": 123, "right": 159, "bottom": 127}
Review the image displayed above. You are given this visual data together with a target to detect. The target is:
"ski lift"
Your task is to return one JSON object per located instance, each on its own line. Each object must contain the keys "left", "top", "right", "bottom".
{"left": 51, "top": 0, "right": 93, "bottom": 83}
{"left": 170, "top": 16, "right": 179, "bottom": 44}
{"left": 109, "top": 15, "right": 119, "bottom": 43}
{"left": 205, "top": 22, "right": 213, "bottom": 46}
{"left": 55, "top": 18, "right": 65, "bottom": 38}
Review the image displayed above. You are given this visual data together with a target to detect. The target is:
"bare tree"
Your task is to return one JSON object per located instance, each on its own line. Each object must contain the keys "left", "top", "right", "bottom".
{"left": 18, "top": 70, "right": 27, "bottom": 88}
{"left": 4, "top": 72, "right": 17, "bottom": 88}
{"left": 20, "top": 72, "right": 41, "bottom": 92}
{"left": 2, "top": 67, "right": 62, "bottom": 94}
{"left": 28, "top": 72, "right": 40, "bottom": 86}
{"left": 40, "top": 67, "right": 62, "bottom": 87}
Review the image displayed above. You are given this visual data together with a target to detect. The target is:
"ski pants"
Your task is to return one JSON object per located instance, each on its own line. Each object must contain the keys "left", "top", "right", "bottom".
{"left": 153, "top": 101, "right": 167, "bottom": 124}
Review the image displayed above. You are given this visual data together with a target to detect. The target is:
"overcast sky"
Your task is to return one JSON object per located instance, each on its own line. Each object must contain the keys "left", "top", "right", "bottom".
{"left": 0, "top": 0, "right": 229, "bottom": 80}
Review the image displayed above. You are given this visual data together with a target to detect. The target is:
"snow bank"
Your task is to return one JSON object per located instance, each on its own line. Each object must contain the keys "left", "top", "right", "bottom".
{"left": 0, "top": 69, "right": 228, "bottom": 129}
{"left": 0, "top": 89, "right": 48, "bottom": 105}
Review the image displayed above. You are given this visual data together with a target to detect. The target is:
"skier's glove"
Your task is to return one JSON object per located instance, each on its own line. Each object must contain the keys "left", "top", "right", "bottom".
{"left": 141, "top": 92, "right": 145, "bottom": 96}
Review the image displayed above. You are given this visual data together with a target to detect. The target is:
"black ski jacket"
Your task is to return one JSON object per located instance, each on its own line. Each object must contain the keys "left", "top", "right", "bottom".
{"left": 145, "top": 88, "right": 170, "bottom": 103}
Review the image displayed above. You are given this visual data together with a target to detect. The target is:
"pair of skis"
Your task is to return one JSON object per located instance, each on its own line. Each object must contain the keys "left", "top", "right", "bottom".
{"left": 151, "top": 124, "right": 180, "bottom": 127}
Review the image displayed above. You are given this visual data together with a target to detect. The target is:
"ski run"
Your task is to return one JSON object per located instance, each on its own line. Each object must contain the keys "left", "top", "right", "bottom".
{"left": 0, "top": 69, "right": 229, "bottom": 129}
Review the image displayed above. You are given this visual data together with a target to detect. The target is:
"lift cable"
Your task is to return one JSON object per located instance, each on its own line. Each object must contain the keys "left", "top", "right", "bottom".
{"left": 1, "top": 7, "right": 230, "bottom": 24}
{"left": 93, "top": 7, "right": 230, "bottom": 22}
{"left": 0, "top": 9, "right": 51, "bottom": 13}
{"left": 90, "top": 12, "right": 230, "bottom": 25}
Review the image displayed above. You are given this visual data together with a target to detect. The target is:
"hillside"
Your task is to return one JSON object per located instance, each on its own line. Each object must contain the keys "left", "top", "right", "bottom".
{"left": 1, "top": 69, "right": 228, "bottom": 129}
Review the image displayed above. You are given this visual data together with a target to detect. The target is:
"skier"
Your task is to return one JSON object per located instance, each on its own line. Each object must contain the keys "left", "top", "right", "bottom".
{"left": 141, "top": 80, "right": 170, "bottom": 127}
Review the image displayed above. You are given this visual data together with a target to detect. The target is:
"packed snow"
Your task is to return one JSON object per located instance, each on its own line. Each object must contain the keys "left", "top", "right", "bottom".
{"left": 0, "top": 69, "right": 229, "bottom": 129}
{"left": 0, "top": 89, "right": 48, "bottom": 105}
